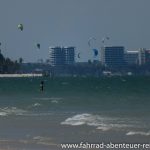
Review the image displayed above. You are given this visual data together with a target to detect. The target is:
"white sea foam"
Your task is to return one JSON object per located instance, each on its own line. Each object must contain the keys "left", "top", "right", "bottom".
{"left": 33, "top": 103, "right": 41, "bottom": 107}
{"left": 32, "top": 136, "right": 56, "bottom": 146}
{"left": 41, "top": 97, "right": 62, "bottom": 104}
{"left": 0, "top": 136, "right": 56, "bottom": 147}
{"left": 51, "top": 100, "right": 59, "bottom": 103}
{"left": 61, "top": 113, "right": 110, "bottom": 129}
{"left": 97, "top": 126, "right": 111, "bottom": 131}
{"left": 61, "top": 113, "right": 136, "bottom": 132}
{"left": 126, "top": 131, "right": 150, "bottom": 136}
{"left": 33, "top": 97, "right": 62, "bottom": 101}
{"left": 0, "top": 112, "right": 7, "bottom": 116}
{"left": 28, "top": 103, "right": 41, "bottom": 109}
{"left": 0, "top": 107, "right": 27, "bottom": 116}
{"left": 33, "top": 136, "right": 52, "bottom": 141}
{"left": 61, "top": 113, "right": 98, "bottom": 126}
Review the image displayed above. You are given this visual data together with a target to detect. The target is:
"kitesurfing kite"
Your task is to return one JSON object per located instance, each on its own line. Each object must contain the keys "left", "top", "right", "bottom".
{"left": 102, "top": 36, "right": 110, "bottom": 44}
{"left": 88, "top": 37, "right": 96, "bottom": 47}
{"left": 92, "top": 49, "right": 98, "bottom": 57}
{"left": 102, "top": 38, "right": 105, "bottom": 43}
{"left": 77, "top": 53, "right": 81, "bottom": 58}
{"left": 18, "top": 24, "right": 23, "bottom": 31}
{"left": 36, "top": 43, "right": 40, "bottom": 49}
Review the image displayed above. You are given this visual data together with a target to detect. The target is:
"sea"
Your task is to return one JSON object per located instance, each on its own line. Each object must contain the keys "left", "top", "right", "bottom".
{"left": 0, "top": 76, "right": 150, "bottom": 150}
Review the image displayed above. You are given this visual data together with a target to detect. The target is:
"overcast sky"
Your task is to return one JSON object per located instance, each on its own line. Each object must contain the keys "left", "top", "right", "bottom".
{"left": 0, "top": 0, "right": 150, "bottom": 62}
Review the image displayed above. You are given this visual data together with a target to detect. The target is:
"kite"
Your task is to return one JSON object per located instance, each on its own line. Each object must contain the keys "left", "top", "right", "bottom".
{"left": 18, "top": 24, "right": 23, "bottom": 31}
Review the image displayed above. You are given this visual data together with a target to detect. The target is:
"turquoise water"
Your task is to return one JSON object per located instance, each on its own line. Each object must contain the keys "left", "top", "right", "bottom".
{"left": 0, "top": 76, "right": 150, "bottom": 149}
{"left": 0, "top": 76, "right": 150, "bottom": 111}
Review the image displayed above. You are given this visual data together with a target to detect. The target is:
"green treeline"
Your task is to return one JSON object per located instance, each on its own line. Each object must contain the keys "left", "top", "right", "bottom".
{"left": 0, "top": 52, "right": 20, "bottom": 74}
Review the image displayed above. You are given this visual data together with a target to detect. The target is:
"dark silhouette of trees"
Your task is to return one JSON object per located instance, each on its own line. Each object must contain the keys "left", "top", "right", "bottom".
{"left": 0, "top": 52, "right": 20, "bottom": 73}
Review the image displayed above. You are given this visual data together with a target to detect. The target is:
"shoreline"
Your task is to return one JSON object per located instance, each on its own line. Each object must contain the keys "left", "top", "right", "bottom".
{"left": 0, "top": 74, "right": 43, "bottom": 78}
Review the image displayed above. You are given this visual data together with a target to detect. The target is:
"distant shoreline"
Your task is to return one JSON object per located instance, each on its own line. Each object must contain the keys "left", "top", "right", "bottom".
{"left": 0, "top": 74, "right": 43, "bottom": 78}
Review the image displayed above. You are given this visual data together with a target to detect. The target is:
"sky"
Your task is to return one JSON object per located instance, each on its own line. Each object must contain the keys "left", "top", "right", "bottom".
{"left": 0, "top": 0, "right": 150, "bottom": 62}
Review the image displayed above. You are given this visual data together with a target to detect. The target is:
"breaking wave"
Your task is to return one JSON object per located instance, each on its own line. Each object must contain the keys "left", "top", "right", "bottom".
{"left": 61, "top": 113, "right": 135, "bottom": 132}
{"left": 33, "top": 97, "right": 62, "bottom": 101}
{"left": 126, "top": 131, "right": 150, "bottom": 136}
{"left": 32, "top": 97, "right": 62, "bottom": 104}
{"left": 0, "top": 107, "right": 27, "bottom": 116}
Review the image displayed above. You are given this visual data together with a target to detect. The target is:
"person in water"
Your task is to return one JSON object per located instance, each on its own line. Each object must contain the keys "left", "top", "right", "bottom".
{"left": 40, "top": 81, "right": 44, "bottom": 91}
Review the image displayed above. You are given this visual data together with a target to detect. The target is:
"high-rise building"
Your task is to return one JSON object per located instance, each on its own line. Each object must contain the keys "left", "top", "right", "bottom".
{"left": 63, "top": 47, "right": 75, "bottom": 65}
{"left": 101, "top": 46, "right": 125, "bottom": 69}
{"left": 124, "top": 50, "right": 139, "bottom": 65}
{"left": 49, "top": 46, "right": 75, "bottom": 67}
{"left": 138, "top": 48, "right": 146, "bottom": 65}
{"left": 49, "top": 46, "right": 65, "bottom": 67}
{"left": 138, "top": 49, "right": 150, "bottom": 65}
{"left": 145, "top": 49, "right": 150, "bottom": 64}
{"left": 125, "top": 48, "right": 150, "bottom": 66}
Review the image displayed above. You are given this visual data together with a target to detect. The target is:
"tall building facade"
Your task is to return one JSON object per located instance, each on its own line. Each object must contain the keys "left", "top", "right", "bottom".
{"left": 145, "top": 49, "right": 150, "bottom": 64}
{"left": 49, "top": 46, "right": 65, "bottom": 67}
{"left": 101, "top": 46, "right": 125, "bottom": 69}
{"left": 138, "top": 48, "right": 150, "bottom": 65}
{"left": 138, "top": 48, "right": 146, "bottom": 65}
{"left": 124, "top": 48, "right": 150, "bottom": 66}
{"left": 49, "top": 46, "right": 75, "bottom": 67}
{"left": 124, "top": 50, "right": 139, "bottom": 65}
{"left": 63, "top": 47, "right": 75, "bottom": 65}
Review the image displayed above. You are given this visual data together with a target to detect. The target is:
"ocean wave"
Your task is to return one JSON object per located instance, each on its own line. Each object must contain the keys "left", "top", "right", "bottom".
{"left": 33, "top": 136, "right": 52, "bottom": 141}
{"left": 33, "top": 97, "right": 62, "bottom": 101}
{"left": 32, "top": 136, "right": 57, "bottom": 146}
{"left": 96, "top": 126, "right": 111, "bottom": 131}
{"left": 61, "top": 113, "right": 136, "bottom": 132}
{"left": 61, "top": 113, "right": 97, "bottom": 126}
{"left": 126, "top": 131, "right": 150, "bottom": 136}
{"left": 32, "top": 103, "right": 41, "bottom": 107}
{"left": 0, "top": 106, "right": 56, "bottom": 117}
{"left": 0, "top": 112, "right": 8, "bottom": 116}
{"left": 33, "top": 97, "right": 62, "bottom": 104}
{"left": 0, "top": 136, "right": 57, "bottom": 147}
{"left": 27, "top": 103, "right": 42, "bottom": 109}
{"left": 0, "top": 107, "right": 27, "bottom": 116}
{"left": 51, "top": 99, "right": 59, "bottom": 104}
